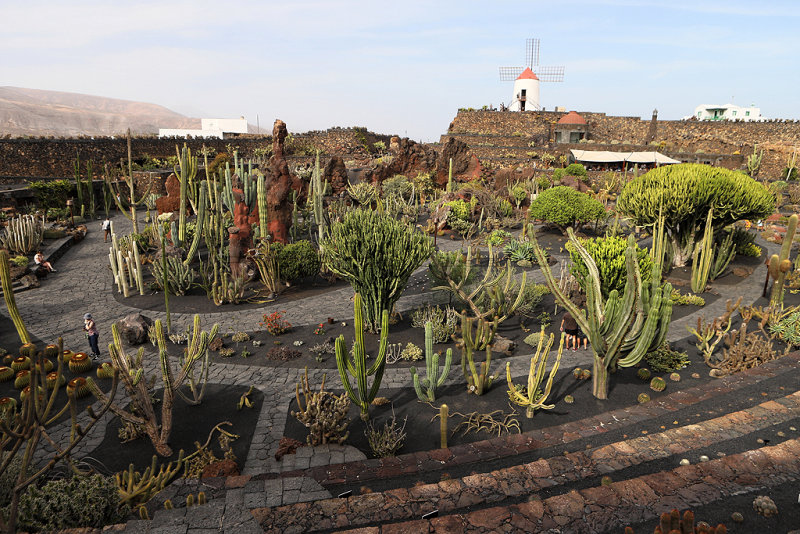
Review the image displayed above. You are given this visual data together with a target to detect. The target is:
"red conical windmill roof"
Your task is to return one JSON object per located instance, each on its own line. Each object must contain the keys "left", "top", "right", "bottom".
{"left": 516, "top": 67, "right": 539, "bottom": 81}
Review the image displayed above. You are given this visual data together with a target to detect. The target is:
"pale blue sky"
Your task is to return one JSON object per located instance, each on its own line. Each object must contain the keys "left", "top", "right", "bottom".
{"left": 2, "top": 0, "right": 798, "bottom": 141}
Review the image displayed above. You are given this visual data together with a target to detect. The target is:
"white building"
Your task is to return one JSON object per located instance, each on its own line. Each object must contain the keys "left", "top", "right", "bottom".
{"left": 159, "top": 117, "right": 249, "bottom": 138}
{"left": 693, "top": 104, "right": 762, "bottom": 122}
{"left": 509, "top": 68, "right": 540, "bottom": 112}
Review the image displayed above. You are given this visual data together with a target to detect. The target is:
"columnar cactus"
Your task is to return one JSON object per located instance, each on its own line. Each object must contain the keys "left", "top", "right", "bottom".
{"left": 183, "top": 181, "right": 207, "bottom": 267}
{"left": 410, "top": 321, "right": 453, "bottom": 401}
{"left": 690, "top": 208, "right": 714, "bottom": 293}
{"left": 174, "top": 143, "right": 198, "bottom": 246}
{"left": 335, "top": 293, "right": 389, "bottom": 420}
{"left": 506, "top": 329, "right": 564, "bottom": 418}
{"left": 770, "top": 213, "right": 798, "bottom": 307}
{"left": 531, "top": 225, "right": 673, "bottom": 400}
{"left": 461, "top": 314, "right": 497, "bottom": 395}
{"left": 0, "top": 214, "right": 44, "bottom": 255}
{"left": 0, "top": 250, "right": 31, "bottom": 344}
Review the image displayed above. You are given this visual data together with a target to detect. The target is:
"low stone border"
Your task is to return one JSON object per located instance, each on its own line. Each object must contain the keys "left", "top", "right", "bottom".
{"left": 262, "top": 352, "right": 800, "bottom": 489}
{"left": 251, "top": 390, "right": 800, "bottom": 532}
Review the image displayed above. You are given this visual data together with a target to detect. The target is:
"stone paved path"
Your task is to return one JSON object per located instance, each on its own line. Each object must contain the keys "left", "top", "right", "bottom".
{"left": 0, "top": 214, "right": 780, "bottom": 532}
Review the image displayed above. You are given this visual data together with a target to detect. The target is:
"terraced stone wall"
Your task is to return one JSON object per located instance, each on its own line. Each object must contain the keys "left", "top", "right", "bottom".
{"left": 448, "top": 110, "right": 800, "bottom": 178}
{"left": 0, "top": 127, "right": 391, "bottom": 180}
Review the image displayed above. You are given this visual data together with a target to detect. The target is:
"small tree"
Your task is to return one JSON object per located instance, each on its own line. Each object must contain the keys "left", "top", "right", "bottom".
{"left": 528, "top": 186, "right": 606, "bottom": 234}
{"left": 616, "top": 164, "right": 774, "bottom": 266}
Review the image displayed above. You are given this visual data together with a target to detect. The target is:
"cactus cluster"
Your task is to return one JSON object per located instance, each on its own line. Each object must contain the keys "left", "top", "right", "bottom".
{"left": 0, "top": 250, "right": 32, "bottom": 344}
{"left": 0, "top": 214, "right": 44, "bottom": 255}
{"left": 107, "top": 224, "right": 145, "bottom": 297}
{"left": 532, "top": 226, "right": 673, "bottom": 399}
{"left": 292, "top": 367, "right": 350, "bottom": 446}
{"left": 410, "top": 321, "right": 453, "bottom": 402}
{"left": 769, "top": 213, "right": 798, "bottom": 307}
{"left": 506, "top": 329, "right": 564, "bottom": 418}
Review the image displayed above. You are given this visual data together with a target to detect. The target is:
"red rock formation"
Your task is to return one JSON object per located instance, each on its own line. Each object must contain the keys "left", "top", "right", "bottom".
{"left": 154, "top": 173, "right": 182, "bottom": 215}
{"left": 434, "top": 137, "right": 482, "bottom": 187}
{"left": 365, "top": 137, "right": 438, "bottom": 184}
{"left": 265, "top": 119, "right": 305, "bottom": 244}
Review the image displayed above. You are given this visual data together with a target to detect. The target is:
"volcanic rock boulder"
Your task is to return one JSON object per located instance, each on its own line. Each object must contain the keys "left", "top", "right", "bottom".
{"left": 323, "top": 155, "right": 349, "bottom": 195}
{"left": 116, "top": 313, "right": 153, "bottom": 345}
{"left": 435, "top": 137, "right": 482, "bottom": 187}
{"left": 366, "top": 137, "right": 438, "bottom": 184}
{"left": 559, "top": 174, "right": 591, "bottom": 193}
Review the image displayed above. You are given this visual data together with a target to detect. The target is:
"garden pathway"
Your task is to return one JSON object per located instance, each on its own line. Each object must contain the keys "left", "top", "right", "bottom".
{"left": 0, "top": 214, "right": 781, "bottom": 533}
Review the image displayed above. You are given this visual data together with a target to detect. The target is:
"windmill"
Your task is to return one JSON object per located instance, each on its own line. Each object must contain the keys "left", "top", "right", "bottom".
{"left": 499, "top": 38, "right": 564, "bottom": 111}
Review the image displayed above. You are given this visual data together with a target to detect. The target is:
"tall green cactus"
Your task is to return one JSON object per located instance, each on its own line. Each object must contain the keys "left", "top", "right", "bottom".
{"left": 183, "top": 181, "right": 207, "bottom": 266}
{"left": 174, "top": 144, "right": 197, "bottom": 246}
{"left": 410, "top": 321, "right": 453, "bottom": 401}
{"left": 690, "top": 208, "right": 714, "bottom": 293}
{"left": 461, "top": 314, "right": 497, "bottom": 395}
{"left": 770, "top": 213, "right": 798, "bottom": 307}
{"left": 311, "top": 150, "right": 326, "bottom": 243}
{"left": 257, "top": 173, "right": 269, "bottom": 240}
{"left": 0, "top": 250, "right": 31, "bottom": 344}
{"left": 531, "top": 225, "right": 673, "bottom": 400}
{"left": 106, "top": 129, "right": 155, "bottom": 233}
{"left": 335, "top": 293, "right": 388, "bottom": 420}
{"left": 506, "top": 328, "right": 563, "bottom": 418}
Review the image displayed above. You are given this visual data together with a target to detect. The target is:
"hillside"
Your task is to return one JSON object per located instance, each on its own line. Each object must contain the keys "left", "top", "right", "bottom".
{"left": 0, "top": 86, "right": 200, "bottom": 137}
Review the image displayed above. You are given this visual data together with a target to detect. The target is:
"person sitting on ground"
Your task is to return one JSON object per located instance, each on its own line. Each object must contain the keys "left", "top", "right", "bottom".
{"left": 34, "top": 252, "right": 56, "bottom": 273}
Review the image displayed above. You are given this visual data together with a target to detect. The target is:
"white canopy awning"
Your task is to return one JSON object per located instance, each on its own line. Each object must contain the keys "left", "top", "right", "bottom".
{"left": 570, "top": 149, "right": 680, "bottom": 165}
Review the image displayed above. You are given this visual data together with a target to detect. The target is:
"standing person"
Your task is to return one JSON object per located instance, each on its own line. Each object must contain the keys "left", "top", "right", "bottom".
{"left": 84, "top": 313, "right": 100, "bottom": 360}
{"left": 102, "top": 216, "right": 112, "bottom": 243}
{"left": 560, "top": 310, "right": 579, "bottom": 351}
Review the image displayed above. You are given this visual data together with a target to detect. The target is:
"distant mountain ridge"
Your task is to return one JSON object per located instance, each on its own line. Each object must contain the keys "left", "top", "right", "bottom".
{"left": 0, "top": 86, "right": 200, "bottom": 137}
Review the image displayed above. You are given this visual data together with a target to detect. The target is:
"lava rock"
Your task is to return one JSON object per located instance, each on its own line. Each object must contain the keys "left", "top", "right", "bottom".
{"left": 115, "top": 312, "right": 154, "bottom": 345}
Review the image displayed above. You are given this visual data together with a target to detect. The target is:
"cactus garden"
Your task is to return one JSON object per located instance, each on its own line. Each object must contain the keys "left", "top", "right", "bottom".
{"left": 2, "top": 135, "right": 800, "bottom": 532}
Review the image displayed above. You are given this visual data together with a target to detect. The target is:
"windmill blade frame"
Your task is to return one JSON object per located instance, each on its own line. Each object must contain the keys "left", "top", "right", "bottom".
{"left": 525, "top": 38, "right": 540, "bottom": 67}
{"left": 534, "top": 66, "right": 564, "bottom": 82}
{"left": 499, "top": 67, "right": 527, "bottom": 81}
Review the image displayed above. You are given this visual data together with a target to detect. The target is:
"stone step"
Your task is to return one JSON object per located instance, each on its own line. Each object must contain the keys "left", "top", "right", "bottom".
{"left": 251, "top": 384, "right": 800, "bottom": 532}
{"left": 330, "top": 436, "right": 800, "bottom": 533}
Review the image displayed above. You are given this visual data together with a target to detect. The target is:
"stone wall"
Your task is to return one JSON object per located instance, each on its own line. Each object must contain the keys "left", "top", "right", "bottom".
{"left": 447, "top": 110, "right": 800, "bottom": 177}
{"left": 0, "top": 127, "right": 392, "bottom": 179}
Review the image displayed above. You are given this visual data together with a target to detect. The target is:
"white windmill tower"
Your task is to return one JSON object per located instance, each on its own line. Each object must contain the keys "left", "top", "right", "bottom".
{"left": 499, "top": 38, "right": 564, "bottom": 111}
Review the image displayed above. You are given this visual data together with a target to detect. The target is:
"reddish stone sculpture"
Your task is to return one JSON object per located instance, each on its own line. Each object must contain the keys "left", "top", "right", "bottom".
{"left": 155, "top": 173, "right": 182, "bottom": 215}
{"left": 228, "top": 175, "right": 257, "bottom": 278}
{"left": 265, "top": 119, "right": 305, "bottom": 244}
{"left": 323, "top": 155, "right": 349, "bottom": 195}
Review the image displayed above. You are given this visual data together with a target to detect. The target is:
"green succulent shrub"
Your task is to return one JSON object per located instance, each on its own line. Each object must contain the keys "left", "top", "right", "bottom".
{"left": 553, "top": 163, "right": 588, "bottom": 183}
{"left": 487, "top": 229, "right": 511, "bottom": 247}
{"left": 382, "top": 175, "right": 413, "bottom": 200}
{"left": 445, "top": 199, "right": 472, "bottom": 224}
{"left": 616, "top": 163, "right": 775, "bottom": 266}
{"left": 768, "top": 308, "right": 800, "bottom": 345}
{"left": 497, "top": 199, "right": 514, "bottom": 217}
{"left": 528, "top": 186, "right": 606, "bottom": 233}
{"left": 271, "top": 240, "right": 321, "bottom": 283}
{"left": 503, "top": 238, "right": 536, "bottom": 263}
{"left": 644, "top": 343, "right": 690, "bottom": 373}
{"left": 322, "top": 209, "right": 433, "bottom": 331}
{"left": 567, "top": 235, "right": 653, "bottom": 298}
{"left": 16, "top": 474, "right": 128, "bottom": 531}
{"left": 10, "top": 255, "right": 28, "bottom": 267}
{"left": 28, "top": 180, "right": 73, "bottom": 211}
{"left": 514, "top": 283, "right": 550, "bottom": 318}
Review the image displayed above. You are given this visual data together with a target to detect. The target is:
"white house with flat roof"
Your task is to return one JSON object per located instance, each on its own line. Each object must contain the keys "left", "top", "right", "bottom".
{"left": 159, "top": 117, "right": 248, "bottom": 138}
{"left": 693, "top": 104, "right": 762, "bottom": 122}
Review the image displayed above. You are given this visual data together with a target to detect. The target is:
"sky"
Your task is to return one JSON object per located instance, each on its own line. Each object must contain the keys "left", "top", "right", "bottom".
{"left": 3, "top": 0, "right": 800, "bottom": 142}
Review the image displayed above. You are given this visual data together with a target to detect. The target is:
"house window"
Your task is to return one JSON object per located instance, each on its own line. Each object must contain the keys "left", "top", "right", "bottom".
{"left": 732, "top": 110, "right": 737, "bottom": 116}
{"left": 746, "top": 111, "right": 750, "bottom": 116}
{"left": 698, "top": 112, "right": 702, "bottom": 118}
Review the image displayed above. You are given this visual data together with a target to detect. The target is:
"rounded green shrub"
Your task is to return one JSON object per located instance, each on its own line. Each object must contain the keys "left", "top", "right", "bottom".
{"left": 17, "top": 474, "right": 128, "bottom": 531}
{"left": 567, "top": 235, "right": 653, "bottom": 298}
{"left": 529, "top": 186, "right": 606, "bottom": 232}
{"left": 272, "top": 240, "right": 321, "bottom": 283}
